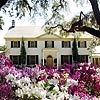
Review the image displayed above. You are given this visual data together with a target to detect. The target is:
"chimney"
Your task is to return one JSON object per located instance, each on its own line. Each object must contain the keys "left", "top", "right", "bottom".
{"left": 8, "top": 20, "right": 15, "bottom": 30}
{"left": 12, "top": 20, "right": 15, "bottom": 27}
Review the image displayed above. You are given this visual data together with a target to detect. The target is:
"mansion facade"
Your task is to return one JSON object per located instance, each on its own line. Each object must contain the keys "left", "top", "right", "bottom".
{"left": 4, "top": 26, "right": 93, "bottom": 67}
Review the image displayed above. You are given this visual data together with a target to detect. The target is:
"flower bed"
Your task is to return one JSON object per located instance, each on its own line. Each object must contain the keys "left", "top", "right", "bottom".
{"left": 0, "top": 54, "right": 100, "bottom": 100}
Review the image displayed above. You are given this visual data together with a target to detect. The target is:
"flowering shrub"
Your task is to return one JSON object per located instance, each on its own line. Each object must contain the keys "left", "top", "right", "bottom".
{"left": 0, "top": 54, "right": 100, "bottom": 100}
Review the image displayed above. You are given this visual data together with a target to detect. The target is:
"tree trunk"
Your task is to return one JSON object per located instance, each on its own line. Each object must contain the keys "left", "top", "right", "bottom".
{"left": 89, "top": 0, "right": 100, "bottom": 26}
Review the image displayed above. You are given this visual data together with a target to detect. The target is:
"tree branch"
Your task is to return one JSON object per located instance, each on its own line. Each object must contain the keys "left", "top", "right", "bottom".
{"left": 78, "top": 26, "right": 100, "bottom": 38}
{"left": 49, "top": 24, "right": 68, "bottom": 32}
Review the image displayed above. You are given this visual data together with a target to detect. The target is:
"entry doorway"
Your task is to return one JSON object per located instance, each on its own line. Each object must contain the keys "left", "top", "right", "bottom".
{"left": 46, "top": 55, "right": 53, "bottom": 67}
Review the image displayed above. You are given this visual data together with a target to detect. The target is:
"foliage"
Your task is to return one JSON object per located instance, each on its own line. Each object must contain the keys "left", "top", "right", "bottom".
{"left": 0, "top": 54, "right": 100, "bottom": 100}
{"left": 20, "top": 38, "right": 26, "bottom": 66}
{"left": 1, "top": 0, "right": 68, "bottom": 19}
{"left": 72, "top": 38, "right": 80, "bottom": 63}
{"left": 0, "top": 45, "right": 7, "bottom": 51}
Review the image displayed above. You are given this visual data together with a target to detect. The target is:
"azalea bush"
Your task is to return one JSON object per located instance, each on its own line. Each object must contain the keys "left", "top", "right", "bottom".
{"left": 0, "top": 54, "right": 100, "bottom": 100}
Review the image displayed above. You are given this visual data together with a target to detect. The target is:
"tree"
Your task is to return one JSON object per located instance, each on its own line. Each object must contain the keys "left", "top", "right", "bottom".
{"left": 72, "top": 38, "right": 80, "bottom": 63}
{"left": 20, "top": 37, "right": 26, "bottom": 66}
{"left": 0, "top": 0, "right": 100, "bottom": 37}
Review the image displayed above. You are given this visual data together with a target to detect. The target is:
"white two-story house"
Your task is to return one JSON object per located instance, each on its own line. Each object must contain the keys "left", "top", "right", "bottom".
{"left": 4, "top": 26, "right": 93, "bottom": 67}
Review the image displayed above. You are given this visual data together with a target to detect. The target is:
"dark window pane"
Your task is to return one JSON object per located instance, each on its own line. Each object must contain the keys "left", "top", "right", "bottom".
{"left": 78, "top": 41, "right": 87, "bottom": 48}
{"left": 45, "top": 41, "right": 54, "bottom": 48}
{"left": 27, "top": 55, "right": 39, "bottom": 65}
{"left": 28, "top": 41, "right": 37, "bottom": 48}
{"left": 79, "top": 55, "right": 88, "bottom": 62}
{"left": 10, "top": 55, "right": 19, "bottom": 65}
{"left": 61, "top": 55, "right": 72, "bottom": 64}
{"left": 11, "top": 41, "right": 20, "bottom": 48}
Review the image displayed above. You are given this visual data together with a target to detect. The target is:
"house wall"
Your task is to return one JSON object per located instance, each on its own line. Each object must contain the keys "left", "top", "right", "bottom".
{"left": 5, "top": 39, "right": 91, "bottom": 66}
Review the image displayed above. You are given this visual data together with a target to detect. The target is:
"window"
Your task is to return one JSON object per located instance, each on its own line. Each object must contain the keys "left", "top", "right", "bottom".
{"left": 61, "top": 55, "right": 72, "bottom": 64}
{"left": 11, "top": 41, "right": 20, "bottom": 48}
{"left": 10, "top": 55, "right": 21, "bottom": 65}
{"left": 79, "top": 55, "right": 88, "bottom": 62}
{"left": 62, "top": 41, "right": 71, "bottom": 48}
{"left": 27, "top": 55, "right": 38, "bottom": 65}
{"left": 28, "top": 41, "right": 37, "bottom": 48}
{"left": 45, "top": 41, "right": 54, "bottom": 48}
{"left": 78, "top": 41, "right": 87, "bottom": 48}
{"left": 92, "top": 58, "right": 100, "bottom": 65}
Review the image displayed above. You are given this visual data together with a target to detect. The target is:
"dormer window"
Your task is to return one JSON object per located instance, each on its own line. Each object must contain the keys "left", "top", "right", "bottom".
{"left": 28, "top": 41, "right": 37, "bottom": 48}
{"left": 11, "top": 41, "right": 20, "bottom": 48}
{"left": 45, "top": 41, "right": 54, "bottom": 48}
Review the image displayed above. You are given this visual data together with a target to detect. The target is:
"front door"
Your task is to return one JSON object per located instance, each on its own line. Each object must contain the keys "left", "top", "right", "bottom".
{"left": 46, "top": 55, "right": 53, "bottom": 67}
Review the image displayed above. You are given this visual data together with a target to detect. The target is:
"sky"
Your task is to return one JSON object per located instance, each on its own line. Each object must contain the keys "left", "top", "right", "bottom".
{"left": 0, "top": 1, "right": 92, "bottom": 46}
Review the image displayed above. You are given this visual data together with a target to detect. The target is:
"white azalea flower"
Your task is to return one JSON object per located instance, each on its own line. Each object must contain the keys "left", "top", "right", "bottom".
{"left": 15, "top": 88, "right": 23, "bottom": 98}
{"left": 53, "top": 73, "right": 60, "bottom": 78}
{"left": 48, "top": 93, "right": 57, "bottom": 100}
{"left": 72, "top": 95, "right": 80, "bottom": 100}
{"left": 67, "top": 78, "right": 78, "bottom": 86}
{"left": 5, "top": 73, "right": 16, "bottom": 82}
{"left": 48, "top": 78, "right": 59, "bottom": 85}
{"left": 57, "top": 92, "right": 65, "bottom": 100}
{"left": 20, "top": 76, "right": 31, "bottom": 84}
{"left": 53, "top": 84, "right": 59, "bottom": 92}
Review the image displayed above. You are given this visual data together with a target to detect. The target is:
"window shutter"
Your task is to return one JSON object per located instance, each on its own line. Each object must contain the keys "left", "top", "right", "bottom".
{"left": 61, "top": 55, "right": 63, "bottom": 64}
{"left": 19, "top": 56, "right": 21, "bottom": 65}
{"left": 62, "top": 41, "right": 64, "bottom": 48}
{"left": 36, "top": 55, "right": 38, "bottom": 64}
{"left": 78, "top": 41, "right": 80, "bottom": 47}
{"left": 10, "top": 55, "right": 12, "bottom": 60}
{"left": 28, "top": 41, "right": 30, "bottom": 48}
{"left": 45, "top": 41, "right": 47, "bottom": 48}
{"left": 27, "top": 55, "right": 29, "bottom": 65}
{"left": 52, "top": 41, "right": 54, "bottom": 48}
{"left": 79, "top": 55, "right": 81, "bottom": 62}
{"left": 35, "top": 41, "right": 37, "bottom": 48}
{"left": 54, "top": 58, "right": 57, "bottom": 63}
{"left": 18, "top": 41, "right": 20, "bottom": 48}
{"left": 70, "top": 55, "right": 72, "bottom": 64}
{"left": 84, "top": 41, "right": 87, "bottom": 48}
{"left": 86, "top": 55, "right": 88, "bottom": 62}
{"left": 93, "top": 58, "right": 94, "bottom": 63}
{"left": 11, "top": 41, "right": 13, "bottom": 48}
{"left": 69, "top": 41, "right": 71, "bottom": 47}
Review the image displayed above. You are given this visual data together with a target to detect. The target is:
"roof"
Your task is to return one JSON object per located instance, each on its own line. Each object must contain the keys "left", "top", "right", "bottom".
{"left": 4, "top": 26, "right": 45, "bottom": 38}
{"left": 4, "top": 26, "right": 93, "bottom": 39}
{"left": 66, "top": 32, "right": 93, "bottom": 39}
